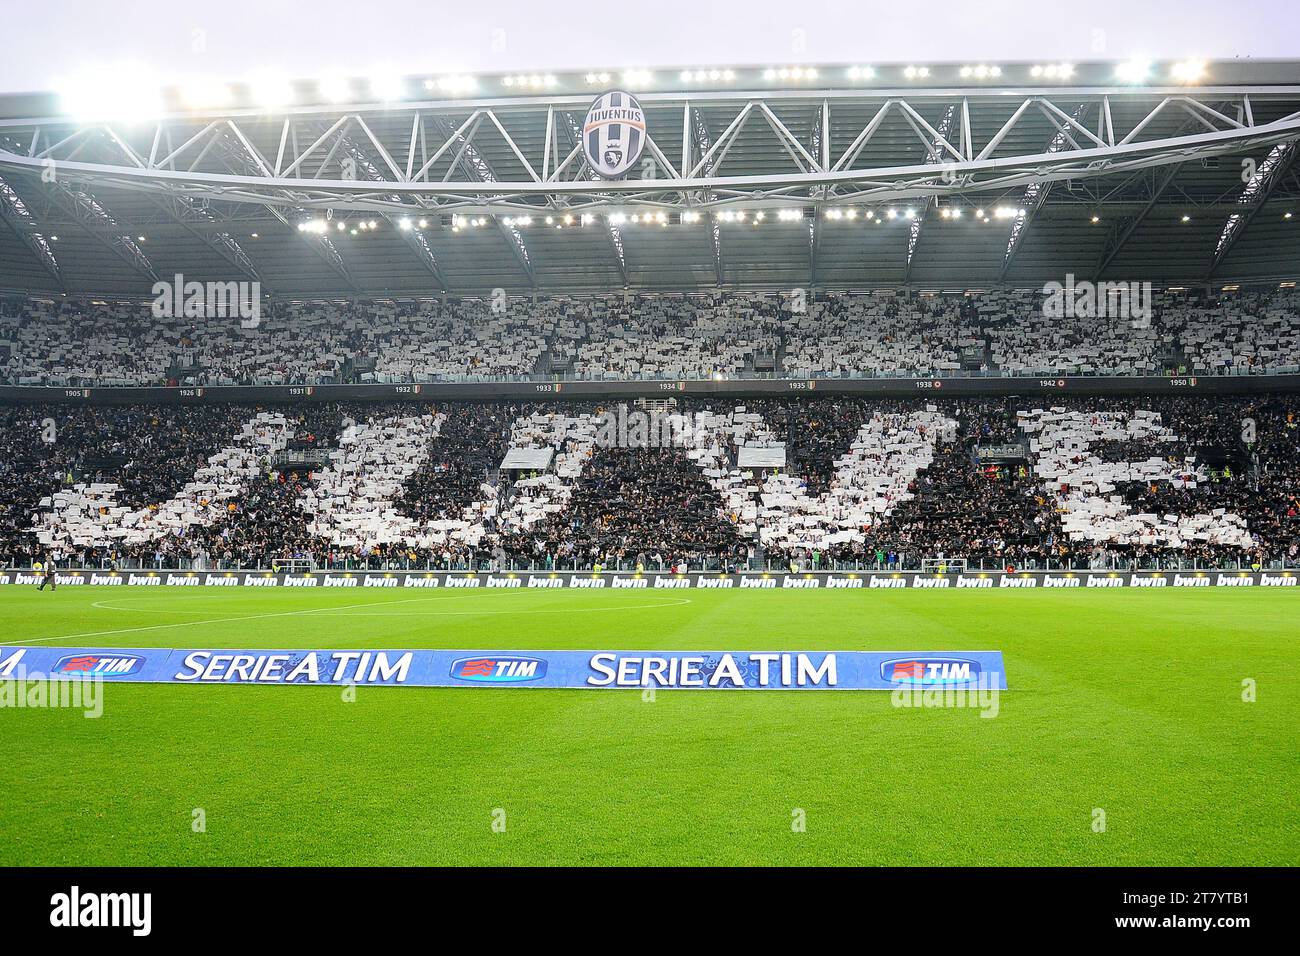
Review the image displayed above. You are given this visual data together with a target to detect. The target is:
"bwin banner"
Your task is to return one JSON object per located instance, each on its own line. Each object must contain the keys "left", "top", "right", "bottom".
{"left": 0, "top": 647, "right": 1007, "bottom": 691}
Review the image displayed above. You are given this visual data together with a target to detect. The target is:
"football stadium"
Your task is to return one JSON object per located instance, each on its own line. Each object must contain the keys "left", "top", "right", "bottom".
{"left": 0, "top": 0, "right": 1296, "bottom": 929}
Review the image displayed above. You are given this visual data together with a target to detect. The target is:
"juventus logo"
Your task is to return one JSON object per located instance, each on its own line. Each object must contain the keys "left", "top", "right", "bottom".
{"left": 583, "top": 90, "right": 647, "bottom": 178}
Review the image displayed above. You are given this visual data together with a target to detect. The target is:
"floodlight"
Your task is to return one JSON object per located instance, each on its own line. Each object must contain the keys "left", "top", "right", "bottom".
{"left": 178, "top": 79, "right": 233, "bottom": 110}
{"left": 369, "top": 73, "right": 406, "bottom": 101}
{"left": 249, "top": 73, "right": 294, "bottom": 109}
{"left": 58, "top": 64, "right": 162, "bottom": 123}
{"left": 1115, "top": 60, "right": 1151, "bottom": 83}
{"left": 318, "top": 75, "right": 353, "bottom": 103}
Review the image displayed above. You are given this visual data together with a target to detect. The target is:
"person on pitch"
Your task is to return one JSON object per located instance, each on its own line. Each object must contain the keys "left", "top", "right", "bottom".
{"left": 36, "top": 555, "right": 57, "bottom": 591}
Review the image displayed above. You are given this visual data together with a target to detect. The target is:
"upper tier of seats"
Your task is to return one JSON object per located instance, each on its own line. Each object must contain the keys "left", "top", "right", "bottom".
{"left": 3, "top": 286, "right": 1298, "bottom": 386}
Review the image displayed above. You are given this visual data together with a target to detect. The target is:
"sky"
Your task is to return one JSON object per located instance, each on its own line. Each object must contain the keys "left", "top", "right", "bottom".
{"left": 3, "top": 0, "right": 1298, "bottom": 94}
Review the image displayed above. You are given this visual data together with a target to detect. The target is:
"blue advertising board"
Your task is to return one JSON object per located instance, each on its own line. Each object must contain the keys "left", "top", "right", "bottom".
{"left": 0, "top": 646, "right": 1006, "bottom": 691}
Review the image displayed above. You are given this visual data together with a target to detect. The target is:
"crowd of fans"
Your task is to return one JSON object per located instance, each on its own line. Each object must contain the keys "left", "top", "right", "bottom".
{"left": 2, "top": 395, "right": 1296, "bottom": 571}
{"left": 729, "top": 397, "right": 1055, "bottom": 568}
{"left": 783, "top": 295, "right": 977, "bottom": 377}
{"left": 396, "top": 404, "right": 512, "bottom": 527}
{"left": 0, "top": 403, "right": 265, "bottom": 568}
{"left": 498, "top": 446, "right": 752, "bottom": 571}
{"left": 5, "top": 286, "right": 1300, "bottom": 386}
{"left": 571, "top": 296, "right": 782, "bottom": 379}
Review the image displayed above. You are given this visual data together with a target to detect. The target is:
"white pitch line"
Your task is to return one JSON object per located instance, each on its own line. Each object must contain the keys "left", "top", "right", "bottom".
{"left": 1, "top": 594, "right": 695, "bottom": 645}
{"left": 86, "top": 587, "right": 540, "bottom": 615}
{"left": 90, "top": 600, "right": 234, "bottom": 615}
{"left": 0, "top": 596, "right": 446, "bottom": 646}
{"left": 294, "top": 599, "right": 695, "bottom": 617}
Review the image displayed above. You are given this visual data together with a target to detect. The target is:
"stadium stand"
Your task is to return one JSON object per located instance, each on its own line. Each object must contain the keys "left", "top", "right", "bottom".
{"left": 783, "top": 294, "right": 973, "bottom": 376}
{"left": 5, "top": 287, "right": 1300, "bottom": 386}
{"left": 3, "top": 395, "right": 1297, "bottom": 572}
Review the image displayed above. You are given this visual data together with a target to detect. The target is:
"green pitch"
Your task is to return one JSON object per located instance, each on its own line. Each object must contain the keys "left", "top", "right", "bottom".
{"left": 0, "top": 585, "right": 1295, "bottom": 866}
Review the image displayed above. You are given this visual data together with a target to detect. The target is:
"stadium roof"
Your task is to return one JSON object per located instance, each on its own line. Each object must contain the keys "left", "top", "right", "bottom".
{"left": 0, "top": 59, "right": 1298, "bottom": 298}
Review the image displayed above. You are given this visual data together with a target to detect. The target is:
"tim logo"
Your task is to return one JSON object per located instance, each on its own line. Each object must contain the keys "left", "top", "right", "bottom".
{"left": 451, "top": 656, "right": 547, "bottom": 683}
{"left": 882, "top": 658, "right": 980, "bottom": 685}
{"left": 52, "top": 654, "right": 145, "bottom": 677}
{"left": 583, "top": 90, "right": 646, "bottom": 178}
